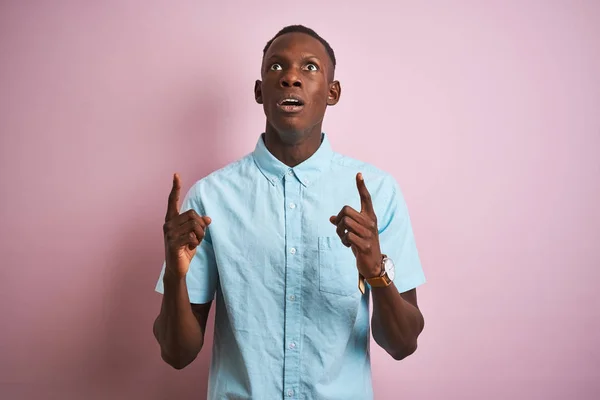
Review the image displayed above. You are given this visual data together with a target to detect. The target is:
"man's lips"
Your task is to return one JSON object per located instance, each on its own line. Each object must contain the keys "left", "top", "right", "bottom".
{"left": 276, "top": 95, "right": 305, "bottom": 113}
{"left": 277, "top": 94, "right": 305, "bottom": 106}
{"left": 277, "top": 103, "right": 304, "bottom": 113}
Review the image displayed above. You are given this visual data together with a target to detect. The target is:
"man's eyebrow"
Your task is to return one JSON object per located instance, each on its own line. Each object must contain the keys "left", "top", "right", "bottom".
{"left": 265, "top": 52, "right": 322, "bottom": 62}
{"left": 301, "top": 54, "right": 323, "bottom": 63}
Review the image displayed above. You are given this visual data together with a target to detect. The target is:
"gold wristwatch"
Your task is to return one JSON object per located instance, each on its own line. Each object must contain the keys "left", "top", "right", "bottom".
{"left": 358, "top": 254, "right": 396, "bottom": 294}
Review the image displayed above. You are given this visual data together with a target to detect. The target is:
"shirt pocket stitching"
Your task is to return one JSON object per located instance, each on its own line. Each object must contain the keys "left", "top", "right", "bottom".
{"left": 318, "top": 236, "right": 358, "bottom": 297}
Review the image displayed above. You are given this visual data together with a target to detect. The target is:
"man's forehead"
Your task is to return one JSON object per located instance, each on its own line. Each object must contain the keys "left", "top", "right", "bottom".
{"left": 265, "top": 32, "right": 328, "bottom": 59}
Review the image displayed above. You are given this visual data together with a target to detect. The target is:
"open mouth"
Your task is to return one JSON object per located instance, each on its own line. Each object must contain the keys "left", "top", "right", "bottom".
{"left": 277, "top": 97, "right": 305, "bottom": 113}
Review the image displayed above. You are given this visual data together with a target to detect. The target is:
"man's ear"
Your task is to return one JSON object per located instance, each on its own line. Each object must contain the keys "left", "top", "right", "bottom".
{"left": 254, "top": 80, "right": 263, "bottom": 104}
{"left": 327, "top": 80, "right": 341, "bottom": 106}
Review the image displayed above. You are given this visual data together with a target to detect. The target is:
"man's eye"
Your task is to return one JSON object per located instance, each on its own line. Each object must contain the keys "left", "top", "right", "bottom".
{"left": 270, "top": 63, "right": 282, "bottom": 71}
{"left": 305, "top": 63, "right": 318, "bottom": 71}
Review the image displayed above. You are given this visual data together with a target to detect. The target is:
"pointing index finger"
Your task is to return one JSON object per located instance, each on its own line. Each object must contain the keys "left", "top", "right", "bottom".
{"left": 356, "top": 172, "right": 375, "bottom": 216}
{"left": 165, "top": 173, "right": 181, "bottom": 222}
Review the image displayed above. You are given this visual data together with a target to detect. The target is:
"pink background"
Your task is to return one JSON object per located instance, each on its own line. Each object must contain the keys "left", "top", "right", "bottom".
{"left": 1, "top": 1, "right": 599, "bottom": 399}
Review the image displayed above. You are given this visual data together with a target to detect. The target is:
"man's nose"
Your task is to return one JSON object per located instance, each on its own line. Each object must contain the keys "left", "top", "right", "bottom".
{"left": 280, "top": 71, "right": 302, "bottom": 88}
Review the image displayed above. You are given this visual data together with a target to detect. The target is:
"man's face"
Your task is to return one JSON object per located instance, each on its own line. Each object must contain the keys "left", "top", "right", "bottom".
{"left": 255, "top": 32, "right": 340, "bottom": 143}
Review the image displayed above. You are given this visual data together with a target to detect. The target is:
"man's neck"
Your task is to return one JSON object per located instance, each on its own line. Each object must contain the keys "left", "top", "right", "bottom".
{"left": 263, "top": 126, "right": 323, "bottom": 168}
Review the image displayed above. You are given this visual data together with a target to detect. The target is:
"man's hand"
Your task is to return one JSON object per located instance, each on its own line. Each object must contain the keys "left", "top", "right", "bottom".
{"left": 329, "top": 172, "right": 382, "bottom": 278}
{"left": 163, "top": 173, "right": 211, "bottom": 279}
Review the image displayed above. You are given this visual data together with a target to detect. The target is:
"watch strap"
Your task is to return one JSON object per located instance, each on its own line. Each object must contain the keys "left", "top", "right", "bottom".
{"left": 365, "top": 273, "right": 392, "bottom": 287}
{"left": 358, "top": 254, "right": 391, "bottom": 293}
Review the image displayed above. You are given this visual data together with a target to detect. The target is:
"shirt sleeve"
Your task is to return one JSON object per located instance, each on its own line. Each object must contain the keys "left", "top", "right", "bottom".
{"left": 154, "top": 181, "right": 218, "bottom": 304}
{"left": 376, "top": 175, "right": 426, "bottom": 293}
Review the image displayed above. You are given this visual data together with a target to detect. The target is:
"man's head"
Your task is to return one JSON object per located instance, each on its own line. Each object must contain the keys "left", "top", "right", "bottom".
{"left": 255, "top": 25, "right": 341, "bottom": 144}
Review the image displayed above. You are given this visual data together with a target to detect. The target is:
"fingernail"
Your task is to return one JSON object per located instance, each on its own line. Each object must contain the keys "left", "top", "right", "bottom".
{"left": 358, "top": 173, "right": 363, "bottom": 180}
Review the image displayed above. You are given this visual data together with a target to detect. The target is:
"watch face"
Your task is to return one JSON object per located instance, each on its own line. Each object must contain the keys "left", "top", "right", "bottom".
{"left": 384, "top": 257, "right": 395, "bottom": 281}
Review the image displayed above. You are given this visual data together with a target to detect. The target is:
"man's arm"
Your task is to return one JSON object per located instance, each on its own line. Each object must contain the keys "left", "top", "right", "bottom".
{"left": 153, "top": 173, "right": 213, "bottom": 369}
{"left": 153, "top": 274, "right": 212, "bottom": 369}
{"left": 330, "top": 172, "right": 425, "bottom": 361}
{"left": 371, "top": 287, "right": 424, "bottom": 360}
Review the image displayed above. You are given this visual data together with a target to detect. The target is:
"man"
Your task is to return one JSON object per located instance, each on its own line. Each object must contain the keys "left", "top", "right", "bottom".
{"left": 153, "top": 25, "right": 426, "bottom": 399}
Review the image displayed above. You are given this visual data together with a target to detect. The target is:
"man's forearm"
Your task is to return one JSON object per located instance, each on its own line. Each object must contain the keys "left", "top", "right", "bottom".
{"left": 371, "top": 284, "right": 424, "bottom": 360}
{"left": 153, "top": 274, "right": 204, "bottom": 369}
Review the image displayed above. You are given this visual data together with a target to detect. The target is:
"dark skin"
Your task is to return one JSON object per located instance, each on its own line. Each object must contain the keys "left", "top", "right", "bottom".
{"left": 254, "top": 32, "right": 340, "bottom": 166}
{"left": 330, "top": 173, "right": 425, "bottom": 360}
{"left": 153, "top": 173, "right": 212, "bottom": 369}
{"left": 153, "top": 32, "right": 423, "bottom": 369}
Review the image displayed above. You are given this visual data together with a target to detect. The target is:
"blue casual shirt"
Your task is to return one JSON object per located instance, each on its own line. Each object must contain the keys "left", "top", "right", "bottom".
{"left": 155, "top": 133, "right": 426, "bottom": 400}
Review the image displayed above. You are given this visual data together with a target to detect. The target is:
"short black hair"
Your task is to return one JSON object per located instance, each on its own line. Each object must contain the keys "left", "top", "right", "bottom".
{"left": 262, "top": 25, "right": 336, "bottom": 70}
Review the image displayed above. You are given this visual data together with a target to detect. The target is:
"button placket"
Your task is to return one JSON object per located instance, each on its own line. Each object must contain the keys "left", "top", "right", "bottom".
{"left": 283, "top": 170, "right": 302, "bottom": 398}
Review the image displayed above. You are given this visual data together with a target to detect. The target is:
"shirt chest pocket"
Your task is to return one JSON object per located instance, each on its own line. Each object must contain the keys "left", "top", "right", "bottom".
{"left": 318, "top": 236, "right": 360, "bottom": 297}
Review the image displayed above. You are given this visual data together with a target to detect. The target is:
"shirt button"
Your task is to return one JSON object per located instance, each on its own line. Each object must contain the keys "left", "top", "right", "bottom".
{"left": 287, "top": 389, "right": 294, "bottom": 397}
{"left": 289, "top": 295, "right": 296, "bottom": 301}
{"left": 290, "top": 248, "right": 296, "bottom": 255}
{"left": 289, "top": 342, "right": 296, "bottom": 349}
{"left": 289, "top": 202, "right": 296, "bottom": 209}
{"left": 287, "top": 170, "right": 293, "bottom": 175}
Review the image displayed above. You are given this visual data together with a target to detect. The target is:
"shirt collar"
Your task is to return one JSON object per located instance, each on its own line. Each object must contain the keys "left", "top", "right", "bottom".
{"left": 252, "top": 132, "right": 334, "bottom": 187}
